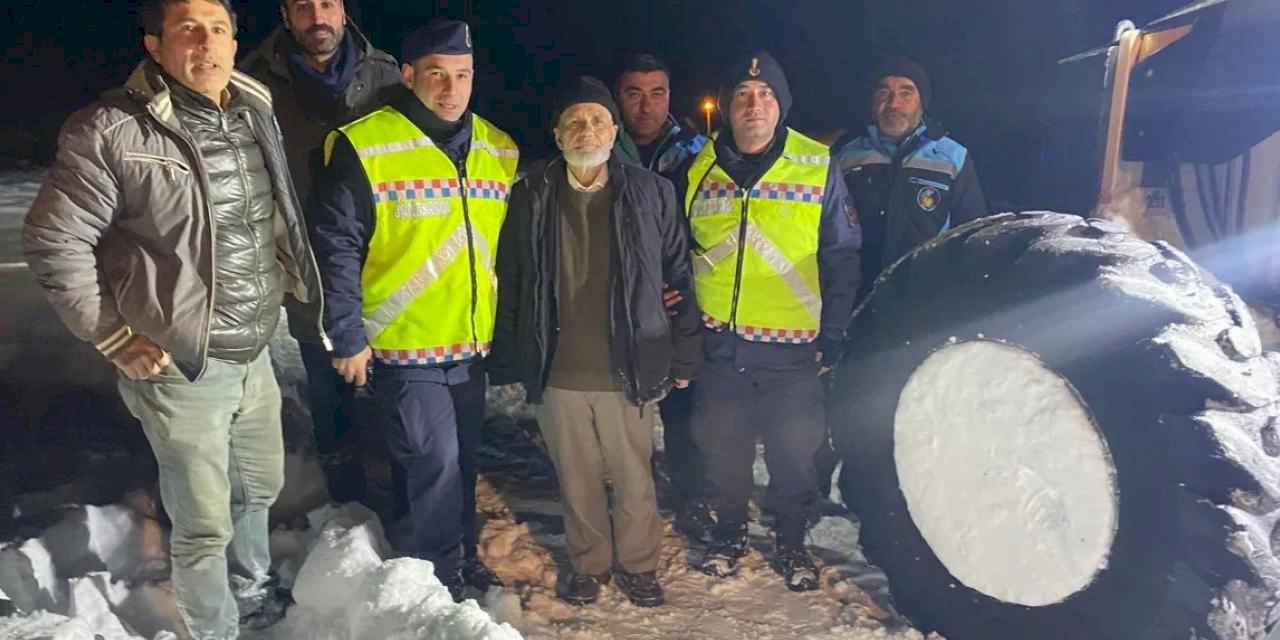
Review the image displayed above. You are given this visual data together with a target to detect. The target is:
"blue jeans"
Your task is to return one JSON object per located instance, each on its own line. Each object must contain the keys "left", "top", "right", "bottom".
{"left": 118, "top": 351, "right": 284, "bottom": 640}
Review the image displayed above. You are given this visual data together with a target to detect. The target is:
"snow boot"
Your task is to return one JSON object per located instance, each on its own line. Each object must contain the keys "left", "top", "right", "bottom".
{"left": 556, "top": 571, "right": 611, "bottom": 606}
{"left": 462, "top": 555, "right": 504, "bottom": 590}
{"left": 772, "top": 543, "right": 820, "bottom": 592}
{"left": 673, "top": 498, "right": 716, "bottom": 544}
{"left": 700, "top": 523, "right": 749, "bottom": 578}
{"left": 613, "top": 570, "right": 664, "bottom": 607}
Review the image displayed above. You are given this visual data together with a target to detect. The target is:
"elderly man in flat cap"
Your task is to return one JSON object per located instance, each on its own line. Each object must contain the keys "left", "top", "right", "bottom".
{"left": 490, "top": 76, "right": 702, "bottom": 607}
{"left": 308, "top": 18, "right": 519, "bottom": 600}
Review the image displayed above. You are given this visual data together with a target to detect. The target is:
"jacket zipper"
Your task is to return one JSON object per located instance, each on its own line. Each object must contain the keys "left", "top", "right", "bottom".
{"left": 539, "top": 160, "right": 562, "bottom": 391}
{"left": 148, "top": 105, "right": 218, "bottom": 379}
{"left": 727, "top": 191, "right": 751, "bottom": 330}
{"left": 884, "top": 134, "right": 926, "bottom": 220}
{"left": 222, "top": 111, "right": 270, "bottom": 352}
{"left": 607, "top": 176, "right": 639, "bottom": 400}
{"left": 455, "top": 155, "right": 481, "bottom": 354}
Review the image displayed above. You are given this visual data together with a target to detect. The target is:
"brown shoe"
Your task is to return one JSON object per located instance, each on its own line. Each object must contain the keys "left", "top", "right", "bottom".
{"left": 614, "top": 570, "right": 664, "bottom": 607}
{"left": 556, "top": 571, "right": 610, "bottom": 605}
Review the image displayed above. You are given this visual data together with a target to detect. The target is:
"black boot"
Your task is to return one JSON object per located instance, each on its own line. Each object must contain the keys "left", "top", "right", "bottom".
{"left": 700, "top": 522, "right": 750, "bottom": 578}
{"left": 773, "top": 542, "right": 820, "bottom": 592}
{"left": 614, "top": 570, "right": 664, "bottom": 607}
{"left": 462, "top": 555, "right": 504, "bottom": 590}
{"left": 437, "top": 565, "right": 467, "bottom": 602}
{"left": 556, "top": 571, "right": 611, "bottom": 606}
{"left": 320, "top": 451, "right": 367, "bottom": 505}
{"left": 674, "top": 498, "right": 716, "bottom": 544}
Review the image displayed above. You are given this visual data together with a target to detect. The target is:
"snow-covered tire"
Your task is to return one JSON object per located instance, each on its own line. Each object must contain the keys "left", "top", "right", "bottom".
{"left": 829, "top": 212, "right": 1280, "bottom": 640}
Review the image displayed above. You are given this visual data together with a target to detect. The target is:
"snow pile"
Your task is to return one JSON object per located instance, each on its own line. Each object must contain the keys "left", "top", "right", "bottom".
{"left": 0, "top": 502, "right": 519, "bottom": 640}
{"left": 271, "top": 504, "right": 521, "bottom": 640}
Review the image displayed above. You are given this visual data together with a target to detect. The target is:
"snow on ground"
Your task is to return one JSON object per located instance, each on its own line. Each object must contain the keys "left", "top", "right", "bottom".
{"left": 0, "top": 398, "right": 936, "bottom": 640}
{"left": 0, "top": 169, "right": 935, "bottom": 639}
{"left": 0, "top": 169, "right": 41, "bottom": 266}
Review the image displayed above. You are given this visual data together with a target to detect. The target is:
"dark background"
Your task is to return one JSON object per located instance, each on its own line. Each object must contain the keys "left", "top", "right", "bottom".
{"left": 0, "top": 0, "right": 1194, "bottom": 211}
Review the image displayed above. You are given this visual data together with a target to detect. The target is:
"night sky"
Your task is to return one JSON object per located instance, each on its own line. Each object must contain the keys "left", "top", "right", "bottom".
{"left": 1, "top": 0, "right": 1194, "bottom": 209}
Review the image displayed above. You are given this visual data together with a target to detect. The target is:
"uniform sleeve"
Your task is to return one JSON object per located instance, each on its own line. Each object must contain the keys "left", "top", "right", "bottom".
{"left": 22, "top": 108, "right": 130, "bottom": 358}
{"left": 655, "top": 174, "right": 702, "bottom": 381}
{"left": 817, "top": 161, "right": 863, "bottom": 352}
{"left": 949, "top": 154, "right": 988, "bottom": 225}
{"left": 307, "top": 132, "right": 375, "bottom": 358}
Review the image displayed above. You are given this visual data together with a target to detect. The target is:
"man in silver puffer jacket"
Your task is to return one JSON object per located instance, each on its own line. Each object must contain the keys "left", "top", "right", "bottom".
{"left": 22, "top": 0, "right": 324, "bottom": 637}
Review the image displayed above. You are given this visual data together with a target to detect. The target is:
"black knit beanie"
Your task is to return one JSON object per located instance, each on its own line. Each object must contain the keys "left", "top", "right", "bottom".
{"left": 552, "top": 76, "right": 621, "bottom": 127}
{"left": 873, "top": 56, "right": 932, "bottom": 110}
{"left": 717, "top": 51, "right": 792, "bottom": 124}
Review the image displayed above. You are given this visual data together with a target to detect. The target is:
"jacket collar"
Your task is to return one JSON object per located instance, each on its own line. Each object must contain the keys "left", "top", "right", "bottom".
{"left": 542, "top": 153, "right": 629, "bottom": 193}
{"left": 867, "top": 122, "right": 926, "bottom": 158}
{"left": 125, "top": 59, "right": 274, "bottom": 126}
{"left": 250, "top": 21, "right": 393, "bottom": 83}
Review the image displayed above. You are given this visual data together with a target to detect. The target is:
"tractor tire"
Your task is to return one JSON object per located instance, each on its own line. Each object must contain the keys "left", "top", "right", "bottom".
{"left": 830, "top": 212, "right": 1280, "bottom": 640}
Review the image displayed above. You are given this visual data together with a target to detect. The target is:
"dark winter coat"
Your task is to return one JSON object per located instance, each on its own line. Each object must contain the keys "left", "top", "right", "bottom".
{"left": 23, "top": 61, "right": 325, "bottom": 382}
{"left": 837, "top": 123, "right": 987, "bottom": 299}
{"left": 241, "top": 25, "right": 401, "bottom": 345}
{"left": 489, "top": 155, "right": 702, "bottom": 405}
{"left": 240, "top": 24, "right": 401, "bottom": 203}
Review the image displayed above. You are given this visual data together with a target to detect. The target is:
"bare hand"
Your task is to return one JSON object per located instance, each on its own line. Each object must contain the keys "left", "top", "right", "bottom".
{"left": 663, "top": 284, "right": 683, "bottom": 316}
{"left": 674, "top": 378, "right": 690, "bottom": 389}
{"left": 333, "top": 346, "right": 373, "bottom": 387}
{"left": 111, "top": 335, "right": 171, "bottom": 380}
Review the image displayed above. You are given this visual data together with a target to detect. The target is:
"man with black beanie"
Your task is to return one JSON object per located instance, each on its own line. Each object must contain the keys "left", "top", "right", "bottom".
{"left": 823, "top": 58, "right": 987, "bottom": 510}
{"left": 836, "top": 55, "right": 987, "bottom": 298}
{"left": 307, "top": 18, "right": 519, "bottom": 600}
{"left": 674, "top": 51, "right": 862, "bottom": 591}
{"left": 490, "top": 76, "right": 702, "bottom": 608}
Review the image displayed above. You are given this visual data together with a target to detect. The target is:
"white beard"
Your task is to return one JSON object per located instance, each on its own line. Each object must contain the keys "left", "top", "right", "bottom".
{"left": 563, "top": 147, "right": 611, "bottom": 169}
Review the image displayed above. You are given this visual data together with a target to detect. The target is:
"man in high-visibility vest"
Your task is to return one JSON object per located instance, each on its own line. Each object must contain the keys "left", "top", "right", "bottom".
{"left": 307, "top": 19, "right": 518, "bottom": 601}
{"left": 676, "top": 52, "right": 862, "bottom": 591}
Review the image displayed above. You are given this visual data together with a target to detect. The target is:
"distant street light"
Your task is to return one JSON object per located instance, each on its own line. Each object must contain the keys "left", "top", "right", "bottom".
{"left": 701, "top": 98, "right": 715, "bottom": 136}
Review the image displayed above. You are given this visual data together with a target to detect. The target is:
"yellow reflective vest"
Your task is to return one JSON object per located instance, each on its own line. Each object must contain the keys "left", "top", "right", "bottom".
{"left": 684, "top": 129, "right": 829, "bottom": 343}
{"left": 328, "top": 107, "right": 519, "bottom": 364}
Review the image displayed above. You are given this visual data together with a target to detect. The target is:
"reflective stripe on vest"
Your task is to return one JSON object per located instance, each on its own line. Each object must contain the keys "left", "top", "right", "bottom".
{"left": 330, "top": 107, "right": 518, "bottom": 364}
{"left": 684, "top": 129, "right": 829, "bottom": 342}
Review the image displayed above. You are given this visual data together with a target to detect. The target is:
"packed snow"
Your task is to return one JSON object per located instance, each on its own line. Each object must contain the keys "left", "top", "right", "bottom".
{"left": 894, "top": 340, "right": 1118, "bottom": 607}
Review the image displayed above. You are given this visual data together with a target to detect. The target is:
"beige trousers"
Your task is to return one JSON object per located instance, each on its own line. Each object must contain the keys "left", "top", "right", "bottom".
{"left": 536, "top": 387, "right": 663, "bottom": 574}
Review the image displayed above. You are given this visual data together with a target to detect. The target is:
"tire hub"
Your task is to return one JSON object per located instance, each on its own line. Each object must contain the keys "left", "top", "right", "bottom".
{"left": 894, "top": 340, "right": 1118, "bottom": 607}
